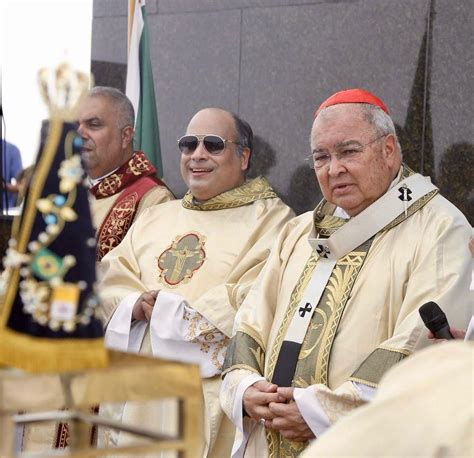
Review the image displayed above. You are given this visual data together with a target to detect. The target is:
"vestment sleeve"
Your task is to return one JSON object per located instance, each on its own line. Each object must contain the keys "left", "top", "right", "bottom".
{"left": 149, "top": 290, "right": 228, "bottom": 377}
{"left": 350, "top": 205, "right": 472, "bottom": 387}
{"left": 220, "top": 369, "right": 265, "bottom": 458}
{"left": 220, "top": 216, "right": 304, "bottom": 452}
{"left": 135, "top": 185, "right": 174, "bottom": 216}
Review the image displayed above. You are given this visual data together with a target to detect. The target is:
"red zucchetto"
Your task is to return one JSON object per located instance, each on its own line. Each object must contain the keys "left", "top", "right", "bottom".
{"left": 314, "top": 88, "right": 389, "bottom": 118}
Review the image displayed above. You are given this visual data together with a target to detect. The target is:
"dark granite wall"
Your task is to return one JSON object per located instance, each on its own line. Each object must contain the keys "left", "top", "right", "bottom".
{"left": 91, "top": 0, "right": 473, "bottom": 223}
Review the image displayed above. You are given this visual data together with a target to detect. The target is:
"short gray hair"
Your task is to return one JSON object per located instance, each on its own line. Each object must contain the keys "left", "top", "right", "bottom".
{"left": 359, "top": 104, "right": 402, "bottom": 153}
{"left": 89, "top": 86, "right": 135, "bottom": 129}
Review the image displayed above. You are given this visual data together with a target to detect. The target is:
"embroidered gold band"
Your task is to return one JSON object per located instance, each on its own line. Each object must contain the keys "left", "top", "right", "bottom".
{"left": 349, "top": 347, "right": 409, "bottom": 387}
{"left": 182, "top": 176, "right": 277, "bottom": 210}
{"left": 222, "top": 331, "right": 265, "bottom": 377}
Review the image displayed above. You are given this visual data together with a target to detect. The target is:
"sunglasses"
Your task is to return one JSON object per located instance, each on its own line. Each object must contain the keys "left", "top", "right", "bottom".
{"left": 177, "top": 134, "right": 240, "bottom": 155}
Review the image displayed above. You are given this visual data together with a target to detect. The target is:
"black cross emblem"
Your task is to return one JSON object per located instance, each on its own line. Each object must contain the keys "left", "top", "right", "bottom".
{"left": 299, "top": 302, "right": 312, "bottom": 317}
{"left": 317, "top": 244, "right": 330, "bottom": 258}
{"left": 398, "top": 186, "right": 412, "bottom": 202}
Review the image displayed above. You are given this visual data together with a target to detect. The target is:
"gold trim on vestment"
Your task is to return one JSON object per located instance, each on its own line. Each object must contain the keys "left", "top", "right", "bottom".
{"left": 222, "top": 331, "right": 266, "bottom": 376}
{"left": 266, "top": 240, "right": 373, "bottom": 458}
{"left": 378, "top": 345, "right": 411, "bottom": 355}
{"left": 97, "top": 191, "right": 138, "bottom": 259}
{"left": 266, "top": 429, "right": 306, "bottom": 458}
{"left": 182, "top": 176, "right": 277, "bottom": 211}
{"left": 266, "top": 253, "right": 319, "bottom": 382}
{"left": 312, "top": 200, "right": 342, "bottom": 237}
{"left": 297, "top": 243, "right": 373, "bottom": 386}
{"left": 349, "top": 347, "right": 409, "bottom": 386}
{"left": 221, "top": 364, "right": 262, "bottom": 378}
{"left": 382, "top": 188, "right": 438, "bottom": 232}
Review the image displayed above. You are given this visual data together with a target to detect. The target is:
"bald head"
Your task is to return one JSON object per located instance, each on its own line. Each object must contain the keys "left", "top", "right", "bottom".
{"left": 187, "top": 108, "right": 237, "bottom": 140}
{"left": 180, "top": 108, "right": 252, "bottom": 201}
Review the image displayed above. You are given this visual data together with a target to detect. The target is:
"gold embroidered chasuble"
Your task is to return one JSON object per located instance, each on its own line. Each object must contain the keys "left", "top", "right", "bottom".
{"left": 89, "top": 182, "right": 174, "bottom": 255}
{"left": 96, "top": 176, "right": 294, "bottom": 457}
{"left": 89, "top": 151, "right": 174, "bottom": 261}
{"left": 90, "top": 185, "right": 173, "bottom": 236}
{"left": 221, "top": 167, "right": 472, "bottom": 458}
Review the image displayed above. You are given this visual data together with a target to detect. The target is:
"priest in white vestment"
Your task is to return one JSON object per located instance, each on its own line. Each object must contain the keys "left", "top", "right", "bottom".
{"left": 98, "top": 108, "right": 295, "bottom": 457}
{"left": 220, "top": 89, "right": 472, "bottom": 458}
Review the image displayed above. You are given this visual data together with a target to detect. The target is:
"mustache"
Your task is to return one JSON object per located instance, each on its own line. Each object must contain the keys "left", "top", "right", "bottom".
{"left": 80, "top": 141, "right": 95, "bottom": 150}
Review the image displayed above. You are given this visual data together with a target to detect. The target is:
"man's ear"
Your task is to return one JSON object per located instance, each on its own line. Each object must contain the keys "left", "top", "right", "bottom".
{"left": 382, "top": 133, "right": 397, "bottom": 161}
{"left": 240, "top": 148, "right": 251, "bottom": 171}
{"left": 122, "top": 125, "right": 134, "bottom": 149}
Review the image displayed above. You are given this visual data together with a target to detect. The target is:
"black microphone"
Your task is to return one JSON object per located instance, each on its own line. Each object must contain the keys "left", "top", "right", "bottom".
{"left": 419, "top": 301, "right": 454, "bottom": 339}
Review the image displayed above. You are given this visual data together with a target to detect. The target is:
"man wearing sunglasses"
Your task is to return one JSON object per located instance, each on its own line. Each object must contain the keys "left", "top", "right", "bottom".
{"left": 221, "top": 89, "right": 472, "bottom": 457}
{"left": 77, "top": 86, "right": 174, "bottom": 261}
{"left": 98, "top": 107, "right": 294, "bottom": 456}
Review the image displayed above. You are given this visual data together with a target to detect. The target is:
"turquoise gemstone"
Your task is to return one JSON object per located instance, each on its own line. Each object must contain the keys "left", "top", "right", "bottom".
{"left": 44, "top": 213, "right": 57, "bottom": 225}
{"left": 53, "top": 195, "right": 66, "bottom": 206}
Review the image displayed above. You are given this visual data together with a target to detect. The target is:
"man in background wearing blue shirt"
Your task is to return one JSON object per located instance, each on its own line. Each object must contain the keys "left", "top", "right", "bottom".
{"left": 1, "top": 139, "right": 23, "bottom": 209}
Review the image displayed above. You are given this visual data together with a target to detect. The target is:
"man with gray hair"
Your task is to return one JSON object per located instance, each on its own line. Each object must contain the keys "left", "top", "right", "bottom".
{"left": 220, "top": 89, "right": 472, "bottom": 457}
{"left": 77, "top": 86, "right": 174, "bottom": 261}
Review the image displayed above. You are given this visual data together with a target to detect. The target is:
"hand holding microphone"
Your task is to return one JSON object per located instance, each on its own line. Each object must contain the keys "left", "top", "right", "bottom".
{"left": 419, "top": 301, "right": 468, "bottom": 342}
{"left": 419, "top": 301, "right": 454, "bottom": 340}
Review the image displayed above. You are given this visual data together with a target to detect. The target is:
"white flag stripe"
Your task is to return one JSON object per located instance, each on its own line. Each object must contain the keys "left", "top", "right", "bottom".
{"left": 126, "top": 0, "right": 144, "bottom": 125}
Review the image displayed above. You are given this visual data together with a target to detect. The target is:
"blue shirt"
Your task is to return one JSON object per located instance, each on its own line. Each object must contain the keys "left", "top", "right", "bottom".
{"left": 2, "top": 139, "right": 23, "bottom": 208}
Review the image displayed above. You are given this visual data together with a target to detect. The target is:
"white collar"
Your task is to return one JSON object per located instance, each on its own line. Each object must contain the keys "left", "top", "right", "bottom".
{"left": 87, "top": 166, "right": 120, "bottom": 188}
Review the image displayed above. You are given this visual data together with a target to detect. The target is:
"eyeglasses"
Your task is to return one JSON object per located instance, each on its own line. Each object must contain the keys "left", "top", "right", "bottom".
{"left": 177, "top": 134, "right": 240, "bottom": 155}
{"left": 306, "top": 134, "right": 387, "bottom": 169}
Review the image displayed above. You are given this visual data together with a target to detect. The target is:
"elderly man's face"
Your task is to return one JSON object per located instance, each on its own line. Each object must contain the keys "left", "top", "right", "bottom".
{"left": 77, "top": 96, "right": 133, "bottom": 178}
{"left": 180, "top": 108, "right": 250, "bottom": 201}
{"left": 310, "top": 104, "right": 399, "bottom": 216}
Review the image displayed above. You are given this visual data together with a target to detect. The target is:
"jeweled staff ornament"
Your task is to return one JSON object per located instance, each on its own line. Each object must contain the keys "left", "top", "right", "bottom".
{"left": 0, "top": 63, "right": 108, "bottom": 372}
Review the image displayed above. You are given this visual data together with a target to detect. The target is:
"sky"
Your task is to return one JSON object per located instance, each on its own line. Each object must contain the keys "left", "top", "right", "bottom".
{"left": 1, "top": 0, "right": 93, "bottom": 167}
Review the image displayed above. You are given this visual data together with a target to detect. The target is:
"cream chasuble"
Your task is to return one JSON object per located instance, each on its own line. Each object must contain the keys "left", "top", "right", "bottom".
{"left": 221, "top": 166, "right": 472, "bottom": 458}
{"left": 301, "top": 341, "right": 474, "bottom": 457}
{"left": 96, "top": 177, "right": 294, "bottom": 457}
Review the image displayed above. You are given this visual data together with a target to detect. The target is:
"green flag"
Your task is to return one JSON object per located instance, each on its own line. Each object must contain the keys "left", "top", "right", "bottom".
{"left": 126, "top": 0, "right": 163, "bottom": 177}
